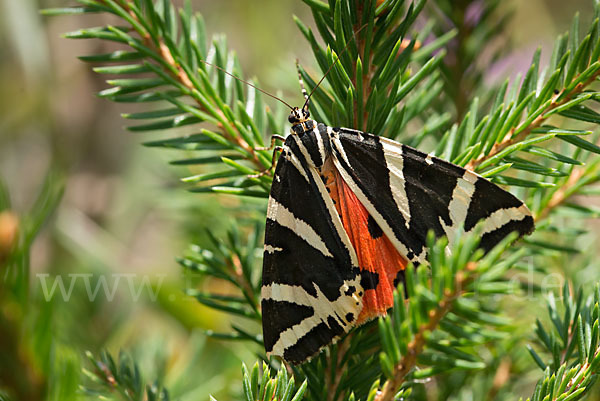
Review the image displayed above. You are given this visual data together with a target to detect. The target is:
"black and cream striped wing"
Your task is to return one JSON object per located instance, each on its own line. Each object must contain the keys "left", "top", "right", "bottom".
{"left": 261, "top": 136, "right": 364, "bottom": 364}
{"left": 328, "top": 127, "right": 534, "bottom": 265}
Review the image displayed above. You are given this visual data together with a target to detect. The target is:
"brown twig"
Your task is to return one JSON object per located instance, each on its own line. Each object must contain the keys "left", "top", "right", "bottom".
{"left": 466, "top": 69, "right": 600, "bottom": 172}
{"left": 109, "top": 1, "right": 267, "bottom": 172}
{"left": 352, "top": 16, "right": 420, "bottom": 133}
{"left": 487, "top": 358, "right": 511, "bottom": 400}
{"left": 556, "top": 347, "right": 600, "bottom": 400}
{"left": 534, "top": 167, "right": 586, "bottom": 222}
{"left": 326, "top": 337, "right": 349, "bottom": 401}
{"left": 376, "top": 161, "right": 595, "bottom": 399}
{"left": 0, "top": 211, "right": 18, "bottom": 264}
{"left": 229, "top": 253, "right": 259, "bottom": 311}
{"left": 447, "top": 2, "right": 471, "bottom": 122}
{"left": 376, "top": 263, "right": 477, "bottom": 401}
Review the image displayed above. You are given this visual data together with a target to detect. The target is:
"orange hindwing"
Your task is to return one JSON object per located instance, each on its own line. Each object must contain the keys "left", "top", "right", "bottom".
{"left": 321, "top": 159, "right": 407, "bottom": 323}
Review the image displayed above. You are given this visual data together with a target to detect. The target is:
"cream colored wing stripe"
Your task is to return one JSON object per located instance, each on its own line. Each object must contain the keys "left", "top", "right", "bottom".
{"left": 381, "top": 139, "right": 412, "bottom": 229}
{"left": 266, "top": 197, "right": 333, "bottom": 258}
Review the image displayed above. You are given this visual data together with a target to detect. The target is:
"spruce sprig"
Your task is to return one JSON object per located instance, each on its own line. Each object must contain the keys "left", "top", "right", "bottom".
{"left": 82, "top": 351, "right": 170, "bottom": 401}
{"left": 44, "top": 0, "right": 282, "bottom": 198}
{"left": 523, "top": 285, "right": 600, "bottom": 401}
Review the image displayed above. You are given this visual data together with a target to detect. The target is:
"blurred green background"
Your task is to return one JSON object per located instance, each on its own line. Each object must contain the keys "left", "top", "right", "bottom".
{"left": 0, "top": 0, "right": 595, "bottom": 400}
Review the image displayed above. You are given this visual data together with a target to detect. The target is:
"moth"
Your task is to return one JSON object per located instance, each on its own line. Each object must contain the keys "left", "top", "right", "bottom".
{"left": 260, "top": 73, "right": 534, "bottom": 365}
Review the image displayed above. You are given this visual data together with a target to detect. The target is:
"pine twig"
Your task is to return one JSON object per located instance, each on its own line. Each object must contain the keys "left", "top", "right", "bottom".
{"left": 228, "top": 253, "right": 259, "bottom": 311}
{"left": 487, "top": 358, "right": 511, "bottom": 400}
{"left": 558, "top": 355, "right": 598, "bottom": 398}
{"left": 466, "top": 68, "right": 600, "bottom": 171}
{"left": 534, "top": 167, "right": 586, "bottom": 221}
{"left": 326, "top": 338, "right": 348, "bottom": 401}
{"left": 376, "top": 263, "right": 477, "bottom": 401}
{"left": 101, "top": 0, "right": 267, "bottom": 172}
{"left": 525, "top": 283, "right": 600, "bottom": 401}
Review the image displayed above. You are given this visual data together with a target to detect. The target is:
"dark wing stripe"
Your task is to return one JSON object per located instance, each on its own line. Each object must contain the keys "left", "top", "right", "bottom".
{"left": 479, "top": 215, "right": 535, "bottom": 252}
{"left": 267, "top": 199, "right": 333, "bottom": 260}
{"left": 271, "top": 139, "right": 356, "bottom": 269}
{"left": 298, "top": 120, "right": 326, "bottom": 168}
{"left": 333, "top": 128, "right": 534, "bottom": 263}
{"left": 401, "top": 144, "right": 462, "bottom": 233}
{"left": 331, "top": 129, "right": 428, "bottom": 263}
{"left": 464, "top": 178, "right": 527, "bottom": 232}
{"left": 262, "top": 133, "right": 363, "bottom": 363}
{"left": 264, "top": 221, "right": 349, "bottom": 301}
{"left": 283, "top": 318, "right": 345, "bottom": 364}
{"left": 262, "top": 299, "right": 314, "bottom": 352}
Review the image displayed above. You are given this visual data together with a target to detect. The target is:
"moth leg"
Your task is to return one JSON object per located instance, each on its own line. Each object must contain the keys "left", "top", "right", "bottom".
{"left": 249, "top": 146, "right": 283, "bottom": 178}
{"left": 255, "top": 134, "right": 286, "bottom": 151}
{"left": 296, "top": 59, "right": 309, "bottom": 103}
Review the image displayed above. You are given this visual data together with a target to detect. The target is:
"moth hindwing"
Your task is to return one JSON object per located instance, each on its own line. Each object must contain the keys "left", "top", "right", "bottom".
{"left": 261, "top": 116, "right": 534, "bottom": 365}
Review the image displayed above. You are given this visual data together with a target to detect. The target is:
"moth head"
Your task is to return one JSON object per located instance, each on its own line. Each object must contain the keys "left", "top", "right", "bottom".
{"left": 288, "top": 107, "right": 310, "bottom": 125}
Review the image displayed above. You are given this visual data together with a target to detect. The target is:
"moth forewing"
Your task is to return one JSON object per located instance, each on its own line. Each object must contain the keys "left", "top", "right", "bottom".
{"left": 261, "top": 121, "right": 365, "bottom": 364}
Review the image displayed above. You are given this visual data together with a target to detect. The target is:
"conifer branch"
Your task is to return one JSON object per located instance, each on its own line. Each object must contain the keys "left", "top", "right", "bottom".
{"left": 377, "top": 263, "right": 476, "bottom": 401}
{"left": 325, "top": 339, "right": 348, "bottom": 401}
{"left": 83, "top": 351, "right": 170, "bottom": 400}
{"left": 371, "top": 228, "right": 526, "bottom": 400}
{"left": 523, "top": 285, "right": 600, "bottom": 401}
{"left": 466, "top": 68, "right": 600, "bottom": 171}
{"left": 534, "top": 167, "right": 586, "bottom": 221}
{"left": 97, "top": 0, "right": 266, "bottom": 172}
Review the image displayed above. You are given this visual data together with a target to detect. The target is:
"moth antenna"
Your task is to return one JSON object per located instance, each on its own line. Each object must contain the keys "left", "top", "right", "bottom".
{"left": 296, "top": 59, "right": 309, "bottom": 107}
{"left": 303, "top": 24, "right": 368, "bottom": 111}
{"left": 198, "top": 60, "right": 294, "bottom": 110}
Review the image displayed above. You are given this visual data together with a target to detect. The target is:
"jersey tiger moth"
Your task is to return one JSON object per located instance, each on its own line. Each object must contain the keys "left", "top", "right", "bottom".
{"left": 260, "top": 102, "right": 535, "bottom": 365}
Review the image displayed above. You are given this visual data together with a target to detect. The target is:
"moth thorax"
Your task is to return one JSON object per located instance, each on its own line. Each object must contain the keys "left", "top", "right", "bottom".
{"left": 290, "top": 120, "right": 331, "bottom": 169}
